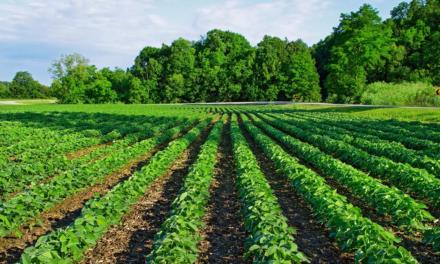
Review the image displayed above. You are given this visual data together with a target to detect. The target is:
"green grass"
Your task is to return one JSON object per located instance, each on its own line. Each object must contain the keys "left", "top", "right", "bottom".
{"left": 279, "top": 104, "right": 440, "bottom": 123}
{"left": 1, "top": 103, "right": 439, "bottom": 123}
{"left": 360, "top": 82, "right": 440, "bottom": 107}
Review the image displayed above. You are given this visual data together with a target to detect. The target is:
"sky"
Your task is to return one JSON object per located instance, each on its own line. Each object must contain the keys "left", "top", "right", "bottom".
{"left": 0, "top": 0, "right": 406, "bottom": 85}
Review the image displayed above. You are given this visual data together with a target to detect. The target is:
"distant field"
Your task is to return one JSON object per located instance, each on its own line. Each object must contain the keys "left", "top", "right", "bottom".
{"left": 0, "top": 104, "right": 439, "bottom": 263}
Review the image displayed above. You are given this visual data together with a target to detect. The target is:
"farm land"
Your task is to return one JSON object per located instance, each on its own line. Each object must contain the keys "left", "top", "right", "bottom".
{"left": 0, "top": 104, "right": 439, "bottom": 263}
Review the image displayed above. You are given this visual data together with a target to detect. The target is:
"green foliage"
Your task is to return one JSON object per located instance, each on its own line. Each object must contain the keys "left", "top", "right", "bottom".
{"left": 147, "top": 118, "right": 223, "bottom": 263}
{"left": 130, "top": 29, "right": 320, "bottom": 103}
{"left": 253, "top": 37, "right": 321, "bottom": 102}
{"left": 0, "top": 81, "right": 10, "bottom": 98}
{"left": 257, "top": 113, "right": 434, "bottom": 229}
{"left": 387, "top": 0, "right": 440, "bottom": 85}
{"left": 360, "top": 81, "right": 440, "bottom": 106}
{"left": 50, "top": 54, "right": 147, "bottom": 104}
{"left": 230, "top": 115, "right": 308, "bottom": 263}
{"left": 313, "top": 0, "right": 440, "bottom": 101}
{"left": 423, "top": 227, "right": 440, "bottom": 252}
{"left": 196, "top": 30, "right": 255, "bottom": 102}
{"left": 240, "top": 114, "right": 418, "bottom": 263}
{"left": 261, "top": 113, "right": 440, "bottom": 208}
{"left": 0, "top": 119, "right": 194, "bottom": 238}
{"left": 19, "top": 119, "right": 211, "bottom": 263}
{"left": 322, "top": 5, "right": 394, "bottom": 103}
{"left": 8, "top": 71, "right": 49, "bottom": 99}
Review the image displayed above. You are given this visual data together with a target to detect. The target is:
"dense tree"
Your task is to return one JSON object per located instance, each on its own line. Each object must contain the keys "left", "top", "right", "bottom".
{"left": 127, "top": 77, "right": 149, "bottom": 104}
{"left": 253, "top": 37, "right": 321, "bottom": 101}
{"left": 49, "top": 54, "right": 94, "bottom": 103}
{"left": 252, "top": 36, "right": 287, "bottom": 101}
{"left": 312, "top": 1, "right": 440, "bottom": 102}
{"left": 84, "top": 73, "right": 117, "bottom": 104}
{"left": 100, "top": 68, "right": 148, "bottom": 103}
{"left": 320, "top": 5, "right": 394, "bottom": 102}
{"left": 164, "top": 38, "right": 196, "bottom": 103}
{"left": 0, "top": 81, "right": 10, "bottom": 98}
{"left": 132, "top": 46, "right": 164, "bottom": 102}
{"left": 282, "top": 40, "right": 321, "bottom": 101}
{"left": 387, "top": 0, "right": 440, "bottom": 85}
{"left": 312, "top": 34, "right": 336, "bottom": 99}
{"left": 9, "top": 71, "right": 48, "bottom": 99}
{"left": 195, "top": 29, "right": 255, "bottom": 102}
{"left": 46, "top": 3, "right": 440, "bottom": 105}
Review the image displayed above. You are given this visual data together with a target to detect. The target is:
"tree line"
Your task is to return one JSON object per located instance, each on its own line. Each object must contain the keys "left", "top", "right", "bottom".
{"left": 46, "top": 31, "right": 321, "bottom": 104}
{"left": 0, "top": 72, "right": 49, "bottom": 99}
{"left": 314, "top": 0, "right": 440, "bottom": 103}
{"left": 2, "top": 0, "right": 439, "bottom": 104}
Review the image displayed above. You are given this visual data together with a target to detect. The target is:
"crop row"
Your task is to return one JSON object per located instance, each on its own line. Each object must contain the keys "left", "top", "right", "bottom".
{"left": 0, "top": 118, "right": 198, "bottom": 237}
{"left": 147, "top": 117, "right": 224, "bottom": 263}
{"left": 248, "top": 113, "right": 433, "bottom": 230}
{"left": 319, "top": 112, "right": 440, "bottom": 143}
{"left": 230, "top": 115, "right": 308, "bottom": 263}
{"left": 386, "top": 119, "right": 440, "bottom": 138}
{"left": 295, "top": 112, "right": 440, "bottom": 158}
{"left": 19, "top": 118, "right": 213, "bottom": 263}
{"left": 0, "top": 117, "right": 186, "bottom": 200}
{"left": 259, "top": 113, "right": 440, "bottom": 208}
{"left": 285, "top": 113, "right": 440, "bottom": 177}
{"left": 424, "top": 227, "right": 440, "bottom": 252}
{"left": 239, "top": 114, "right": 418, "bottom": 263}
{"left": 0, "top": 115, "right": 170, "bottom": 164}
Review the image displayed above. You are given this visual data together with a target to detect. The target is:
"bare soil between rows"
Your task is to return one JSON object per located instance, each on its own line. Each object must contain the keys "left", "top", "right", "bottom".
{"left": 197, "top": 118, "right": 247, "bottom": 264}
{"left": 66, "top": 141, "right": 113, "bottom": 160}
{"left": 246, "top": 115, "right": 440, "bottom": 263}
{"left": 0, "top": 138, "right": 176, "bottom": 264}
{"left": 238, "top": 116, "right": 354, "bottom": 263}
{"left": 80, "top": 121, "right": 214, "bottom": 264}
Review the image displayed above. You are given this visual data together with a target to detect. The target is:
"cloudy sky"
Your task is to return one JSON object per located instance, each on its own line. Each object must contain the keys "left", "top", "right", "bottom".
{"left": 0, "top": 0, "right": 404, "bottom": 84}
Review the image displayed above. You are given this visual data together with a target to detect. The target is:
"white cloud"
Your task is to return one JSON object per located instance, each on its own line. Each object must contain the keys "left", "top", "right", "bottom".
{"left": 0, "top": 0, "right": 402, "bottom": 84}
{"left": 193, "top": 0, "right": 332, "bottom": 44}
{"left": 0, "top": 0, "right": 162, "bottom": 52}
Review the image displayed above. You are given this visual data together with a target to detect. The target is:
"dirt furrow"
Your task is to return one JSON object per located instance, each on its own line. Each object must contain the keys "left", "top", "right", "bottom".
{"left": 238, "top": 118, "right": 354, "bottom": 264}
{"left": 66, "top": 141, "right": 113, "bottom": 160}
{"left": 197, "top": 119, "right": 247, "bottom": 264}
{"left": 80, "top": 122, "right": 214, "bottom": 264}
{"left": 243, "top": 116, "right": 440, "bottom": 263}
{"left": 0, "top": 141, "right": 173, "bottom": 264}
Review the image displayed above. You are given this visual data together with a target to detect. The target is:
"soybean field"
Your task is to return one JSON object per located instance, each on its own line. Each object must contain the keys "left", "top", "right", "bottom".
{"left": 0, "top": 104, "right": 439, "bottom": 264}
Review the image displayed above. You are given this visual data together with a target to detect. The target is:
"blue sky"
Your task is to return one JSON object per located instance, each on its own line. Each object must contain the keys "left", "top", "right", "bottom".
{"left": 0, "top": 0, "right": 405, "bottom": 85}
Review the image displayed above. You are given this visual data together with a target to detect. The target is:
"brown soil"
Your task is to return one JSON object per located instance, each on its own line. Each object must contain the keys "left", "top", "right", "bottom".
{"left": 3, "top": 143, "right": 116, "bottom": 202}
{"left": 79, "top": 121, "right": 214, "bottom": 264}
{"left": 197, "top": 119, "right": 247, "bottom": 264}
{"left": 0, "top": 142, "right": 170, "bottom": 264}
{"left": 247, "top": 115, "right": 440, "bottom": 263}
{"left": 66, "top": 142, "right": 113, "bottom": 160}
{"left": 238, "top": 117, "right": 354, "bottom": 264}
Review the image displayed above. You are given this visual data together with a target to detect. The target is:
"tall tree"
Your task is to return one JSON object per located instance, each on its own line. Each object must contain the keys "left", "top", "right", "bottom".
{"left": 324, "top": 4, "right": 394, "bottom": 103}
{"left": 252, "top": 36, "right": 287, "bottom": 101}
{"left": 132, "top": 46, "right": 164, "bottom": 102}
{"left": 49, "top": 53, "right": 94, "bottom": 103}
{"left": 254, "top": 37, "right": 321, "bottom": 101}
{"left": 9, "top": 71, "right": 48, "bottom": 99}
{"left": 0, "top": 81, "right": 10, "bottom": 98}
{"left": 282, "top": 40, "right": 321, "bottom": 101}
{"left": 84, "top": 73, "right": 117, "bottom": 104}
{"left": 163, "top": 38, "right": 196, "bottom": 103}
{"left": 388, "top": 0, "right": 440, "bottom": 85}
{"left": 195, "top": 29, "right": 254, "bottom": 102}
